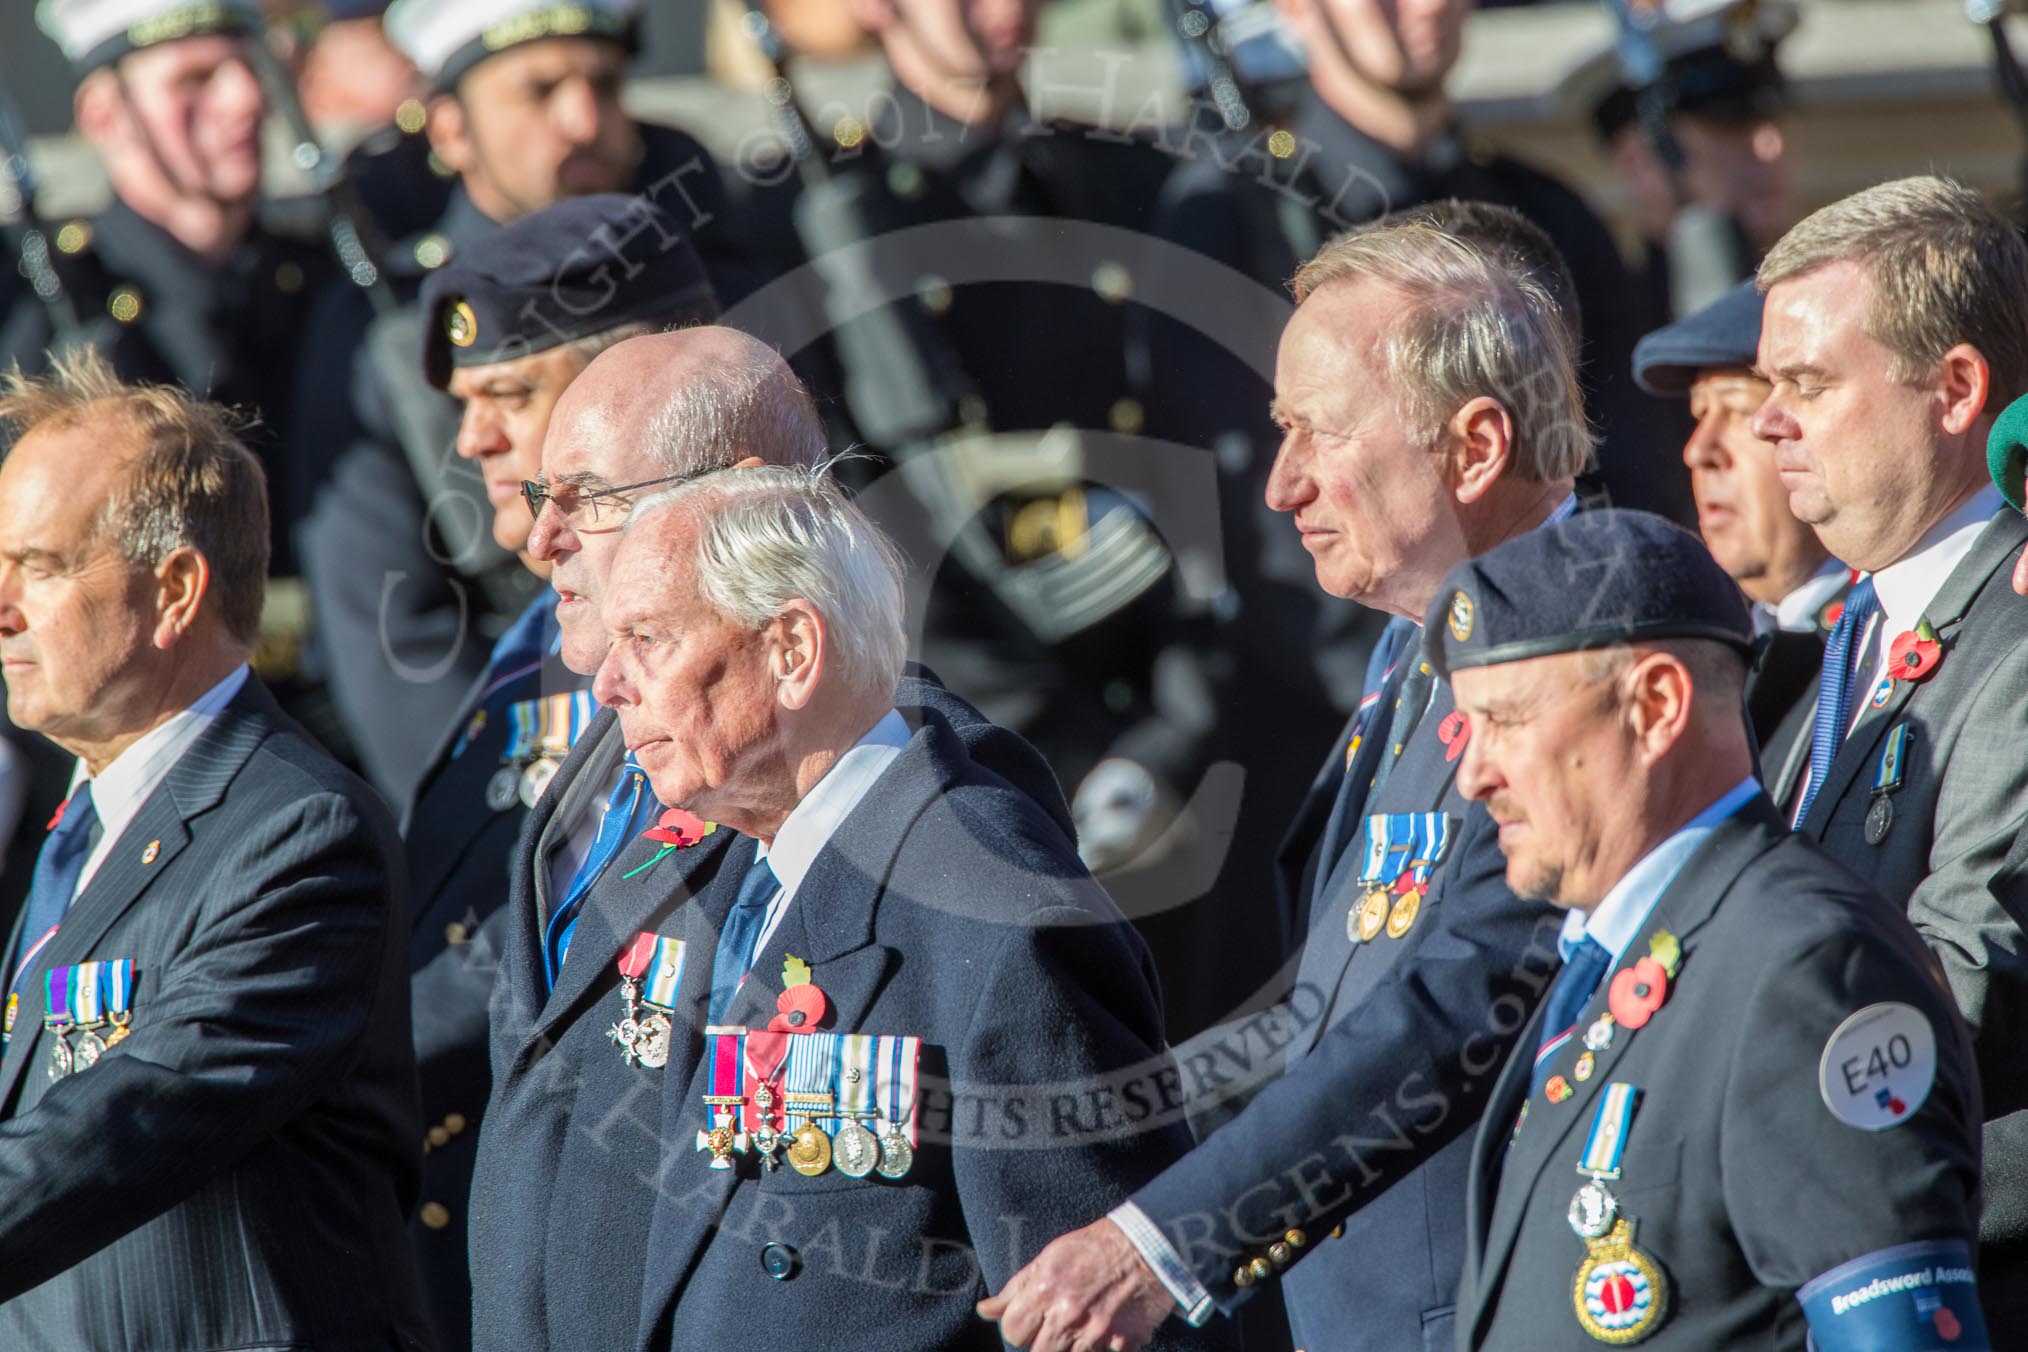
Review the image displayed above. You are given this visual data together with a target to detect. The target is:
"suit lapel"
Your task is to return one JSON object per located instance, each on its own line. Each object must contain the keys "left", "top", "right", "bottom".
{"left": 1802, "top": 512, "right": 2019, "bottom": 833}
{"left": 0, "top": 684, "right": 268, "bottom": 1115}
{"left": 636, "top": 725, "right": 953, "bottom": 1345}
{"left": 1465, "top": 805, "right": 1785, "bottom": 1346}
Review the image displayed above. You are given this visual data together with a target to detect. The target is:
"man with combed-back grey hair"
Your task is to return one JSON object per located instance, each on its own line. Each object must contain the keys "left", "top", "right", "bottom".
{"left": 468, "top": 331, "right": 1080, "bottom": 1352}
{"left": 586, "top": 464, "right": 1217, "bottom": 1351}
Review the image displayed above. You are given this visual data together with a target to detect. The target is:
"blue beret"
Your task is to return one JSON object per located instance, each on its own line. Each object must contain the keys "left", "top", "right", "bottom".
{"left": 1426, "top": 509, "right": 1752, "bottom": 679}
{"left": 1632, "top": 280, "right": 1764, "bottom": 397}
{"left": 420, "top": 193, "right": 718, "bottom": 389}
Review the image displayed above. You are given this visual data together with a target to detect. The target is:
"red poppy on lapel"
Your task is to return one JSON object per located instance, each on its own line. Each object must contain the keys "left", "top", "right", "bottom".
{"left": 1608, "top": 956, "right": 1671, "bottom": 1029}
{"left": 1887, "top": 620, "right": 1943, "bottom": 684}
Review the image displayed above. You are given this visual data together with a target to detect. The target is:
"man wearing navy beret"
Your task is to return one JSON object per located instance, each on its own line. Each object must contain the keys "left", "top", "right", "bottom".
{"left": 1632, "top": 280, "right": 1848, "bottom": 776}
{"left": 1442, "top": 509, "right": 1989, "bottom": 1351}
{"left": 397, "top": 192, "right": 718, "bottom": 1352}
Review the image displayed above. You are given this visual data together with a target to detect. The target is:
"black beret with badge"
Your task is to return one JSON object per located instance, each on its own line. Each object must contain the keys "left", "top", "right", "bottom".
{"left": 383, "top": 0, "right": 639, "bottom": 92}
{"left": 1427, "top": 508, "right": 1754, "bottom": 679}
{"left": 36, "top": 0, "right": 262, "bottom": 75}
{"left": 1562, "top": 0, "right": 1796, "bottom": 143}
{"left": 418, "top": 192, "right": 719, "bottom": 390}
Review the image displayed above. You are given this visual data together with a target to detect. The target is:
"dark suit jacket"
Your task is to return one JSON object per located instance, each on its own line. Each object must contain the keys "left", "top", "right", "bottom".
{"left": 1749, "top": 624, "right": 1829, "bottom": 785}
{"left": 468, "top": 669, "right": 1073, "bottom": 1351}
{"left": 1132, "top": 649, "right": 1562, "bottom": 1352}
{"left": 0, "top": 678, "right": 433, "bottom": 1350}
{"left": 1456, "top": 803, "right": 1985, "bottom": 1350}
{"left": 401, "top": 636, "right": 589, "bottom": 1352}
{"left": 633, "top": 710, "right": 1227, "bottom": 1351}
{"left": 1771, "top": 511, "right": 2028, "bottom": 1309}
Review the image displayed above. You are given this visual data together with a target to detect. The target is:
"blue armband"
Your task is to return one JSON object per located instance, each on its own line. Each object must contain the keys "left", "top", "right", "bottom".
{"left": 1797, "top": 1239, "right": 1988, "bottom": 1350}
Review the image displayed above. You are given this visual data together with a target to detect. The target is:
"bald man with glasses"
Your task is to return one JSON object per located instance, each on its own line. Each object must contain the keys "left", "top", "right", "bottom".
{"left": 391, "top": 193, "right": 718, "bottom": 1352}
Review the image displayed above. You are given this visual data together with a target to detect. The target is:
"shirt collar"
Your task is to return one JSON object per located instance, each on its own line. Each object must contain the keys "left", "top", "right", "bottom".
{"left": 1557, "top": 776, "right": 1761, "bottom": 966}
{"left": 1773, "top": 560, "right": 1852, "bottom": 634}
{"left": 1869, "top": 485, "right": 2005, "bottom": 640}
{"left": 76, "top": 665, "right": 250, "bottom": 844}
{"left": 756, "top": 709, "right": 913, "bottom": 893}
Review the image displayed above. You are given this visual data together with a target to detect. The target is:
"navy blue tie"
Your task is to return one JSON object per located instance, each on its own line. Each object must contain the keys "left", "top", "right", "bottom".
{"left": 543, "top": 762, "right": 651, "bottom": 990}
{"left": 1531, "top": 936, "right": 1611, "bottom": 1096}
{"left": 9, "top": 783, "right": 99, "bottom": 996}
{"left": 1797, "top": 576, "right": 1880, "bottom": 822}
{"left": 708, "top": 851, "right": 780, "bottom": 1024}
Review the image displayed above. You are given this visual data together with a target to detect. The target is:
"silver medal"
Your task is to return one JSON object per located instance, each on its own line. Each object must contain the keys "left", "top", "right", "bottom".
{"left": 1583, "top": 1016, "right": 1615, "bottom": 1052}
{"left": 833, "top": 1117, "right": 879, "bottom": 1178}
{"left": 46, "top": 1026, "right": 73, "bottom": 1080}
{"left": 72, "top": 1027, "right": 105, "bottom": 1071}
{"left": 606, "top": 1017, "right": 642, "bottom": 1066}
{"left": 875, "top": 1120, "right": 914, "bottom": 1180}
{"left": 519, "top": 757, "right": 559, "bottom": 809}
{"left": 485, "top": 765, "right": 520, "bottom": 813}
{"left": 634, "top": 1011, "right": 672, "bottom": 1070}
{"left": 1568, "top": 1178, "right": 1620, "bottom": 1241}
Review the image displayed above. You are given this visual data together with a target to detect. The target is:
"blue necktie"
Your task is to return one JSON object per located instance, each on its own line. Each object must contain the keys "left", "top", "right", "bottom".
{"left": 543, "top": 762, "right": 650, "bottom": 990}
{"left": 1797, "top": 576, "right": 1880, "bottom": 822}
{"left": 708, "top": 851, "right": 780, "bottom": 1024}
{"left": 1531, "top": 936, "right": 1611, "bottom": 1096}
{"left": 9, "top": 783, "right": 99, "bottom": 996}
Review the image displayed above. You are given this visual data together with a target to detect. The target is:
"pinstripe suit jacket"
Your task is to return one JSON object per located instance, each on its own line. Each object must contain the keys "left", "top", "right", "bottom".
{"left": 0, "top": 678, "right": 433, "bottom": 1350}
{"left": 1771, "top": 509, "right": 2028, "bottom": 1324}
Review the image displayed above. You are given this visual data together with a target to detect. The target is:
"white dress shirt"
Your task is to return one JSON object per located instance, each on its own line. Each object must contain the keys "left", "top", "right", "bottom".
{"left": 1850, "top": 486, "right": 2005, "bottom": 718}
{"left": 1756, "top": 559, "right": 1851, "bottom": 637}
{"left": 740, "top": 709, "right": 912, "bottom": 968}
{"left": 69, "top": 664, "right": 250, "bottom": 897}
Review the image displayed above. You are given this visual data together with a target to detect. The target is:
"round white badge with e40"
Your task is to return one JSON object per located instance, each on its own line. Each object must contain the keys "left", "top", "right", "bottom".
{"left": 1818, "top": 1002, "right": 1936, "bottom": 1131}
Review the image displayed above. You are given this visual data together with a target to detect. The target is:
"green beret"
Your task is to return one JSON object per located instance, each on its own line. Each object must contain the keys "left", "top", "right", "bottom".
{"left": 1988, "top": 390, "right": 2028, "bottom": 514}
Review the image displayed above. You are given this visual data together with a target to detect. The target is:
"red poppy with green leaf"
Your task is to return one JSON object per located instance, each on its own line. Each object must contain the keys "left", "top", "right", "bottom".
{"left": 622, "top": 808, "right": 718, "bottom": 879}
{"left": 1888, "top": 619, "right": 1943, "bottom": 684}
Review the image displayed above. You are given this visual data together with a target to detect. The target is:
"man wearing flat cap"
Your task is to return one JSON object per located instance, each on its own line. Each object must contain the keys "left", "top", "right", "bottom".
{"left": 292, "top": 0, "right": 759, "bottom": 803}
{"left": 1444, "top": 509, "right": 1989, "bottom": 1351}
{"left": 1632, "top": 280, "right": 1848, "bottom": 774}
{"left": 395, "top": 192, "right": 718, "bottom": 1352}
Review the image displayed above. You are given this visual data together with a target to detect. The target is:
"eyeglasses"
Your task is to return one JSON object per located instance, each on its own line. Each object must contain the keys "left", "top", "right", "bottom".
{"left": 521, "top": 471, "right": 698, "bottom": 527}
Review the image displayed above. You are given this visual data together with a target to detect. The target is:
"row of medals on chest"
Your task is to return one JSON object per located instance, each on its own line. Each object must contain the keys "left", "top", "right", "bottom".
{"left": 605, "top": 970, "right": 914, "bottom": 1182}
{"left": 46, "top": 1007, "right": 131, "bottom": 1080}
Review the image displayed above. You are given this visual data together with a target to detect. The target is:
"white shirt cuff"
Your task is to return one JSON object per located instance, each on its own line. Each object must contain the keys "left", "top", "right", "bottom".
{"left": 1108, "top": 1202, "right": 1215, "bottom": 1327}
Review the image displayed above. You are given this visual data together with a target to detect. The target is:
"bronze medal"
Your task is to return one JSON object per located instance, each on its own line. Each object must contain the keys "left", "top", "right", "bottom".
{"left": 788, "top": 1121, "right": 833, "bottom": 1177}
{"left": 1574, "top": 1050, "right": 1596, "bottom": 1082}
{"left": 1386, "top": 891, "right": 1420, "bottom": 938}
{"left": 1355, "top": 890, "right": 1390, "bottom": 942}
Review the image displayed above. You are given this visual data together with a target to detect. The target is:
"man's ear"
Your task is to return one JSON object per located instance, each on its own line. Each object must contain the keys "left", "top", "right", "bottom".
{"left": 1626, "top": 651, "right": 1694, "bottom": 765}
{"left": 1447, "top": 396, "right": 1515, "bottom": 505}
{"left": 74, "top": 70, "right": 125, "bottom": 150}
{"left": 424, "top": 92, "right": 474, "bottom": 176}
{"left": 1937, "top": 343, "right": 1992, "bottom": 438}
{"left": 152, "top": 547, "right": 211, "bottom": 649}
{"left": 771, "top": 601, "right": 826, "bottom": 711}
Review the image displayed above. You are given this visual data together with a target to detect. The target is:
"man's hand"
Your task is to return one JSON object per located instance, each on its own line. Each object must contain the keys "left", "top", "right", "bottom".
{"left": 978, "top": 1217, "right": 1178, "bottom": 1352}
{"left": 2013, "top": 540, "right": 2028, "bottom": 595}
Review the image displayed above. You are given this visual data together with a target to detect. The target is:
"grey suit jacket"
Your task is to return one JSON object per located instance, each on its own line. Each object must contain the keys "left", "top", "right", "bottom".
{"left": 1456, "top": 803, "right": 1986, "bottom": 1350}
{"left": 1772, "top": 511, "right": 2028, "bottom": 1295}
{"left": 0, "top": 678, "right": 433, "bottom": 1350}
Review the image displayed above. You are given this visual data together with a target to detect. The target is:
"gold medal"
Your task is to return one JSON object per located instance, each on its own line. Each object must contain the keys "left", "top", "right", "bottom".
{"left": 1572, "top": 1218, "right": 1669, "bottom": 1344}
{"left": 1354, "top": 890, "right": 1390, "bottom": 942}
{"left": 788, "top": 1120, "right": 833, "bottom": 1177}
{"left": 1386, "top": 890, "right": 1420, "bottom": 938}
{"left": 1575, "top": 1050, "right": 1596, "bottom": 1082}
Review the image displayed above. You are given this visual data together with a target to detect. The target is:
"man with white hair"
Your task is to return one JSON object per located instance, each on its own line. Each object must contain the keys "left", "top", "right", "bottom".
{"left": 467, "top": 327, "right": 1077, "bottom": 1351}
{"left": 598, "top": 467, "right": 1212, "bottom": 1350}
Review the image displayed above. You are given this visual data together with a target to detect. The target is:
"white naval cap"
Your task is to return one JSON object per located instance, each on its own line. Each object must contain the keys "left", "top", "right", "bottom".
{"left": 35, "top": 0, "right": 261, "bottom": 74}
{"left": 384, "top": 0, "right": 641, "bottom": 92}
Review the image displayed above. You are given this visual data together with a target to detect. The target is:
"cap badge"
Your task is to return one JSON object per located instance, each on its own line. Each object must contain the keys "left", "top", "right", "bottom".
{"left": 1447, "top": 591, "right": 1474, "bottom": 642}
{"left": 446, "top": 300, "right": 478, "bottom": 348}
